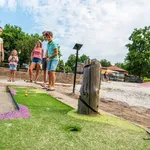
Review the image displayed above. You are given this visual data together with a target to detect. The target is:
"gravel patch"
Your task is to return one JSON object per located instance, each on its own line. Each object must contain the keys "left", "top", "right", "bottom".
{"left": 74, "top": 81, "right": 150, "bottom": 109}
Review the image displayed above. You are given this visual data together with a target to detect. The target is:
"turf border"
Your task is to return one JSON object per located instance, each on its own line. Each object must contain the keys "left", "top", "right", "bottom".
{"left": 7, "top": 86, "right": 20, "bottom": 110}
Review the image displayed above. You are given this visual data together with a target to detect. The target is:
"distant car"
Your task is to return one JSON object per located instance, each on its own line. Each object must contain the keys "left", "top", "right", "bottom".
{"left": 21, "top": 63, "right": 29, "bottom": 69}
{"left": 108, "top": 75, "right": 117, "bottom": 81}
{"left": 124, "top": 75, "right": 143, "bottom": 83}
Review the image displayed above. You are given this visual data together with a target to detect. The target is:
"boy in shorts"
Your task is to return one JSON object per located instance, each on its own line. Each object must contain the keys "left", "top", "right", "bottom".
{"left": 45, "top": 31, "right": 58, "bottom": 91}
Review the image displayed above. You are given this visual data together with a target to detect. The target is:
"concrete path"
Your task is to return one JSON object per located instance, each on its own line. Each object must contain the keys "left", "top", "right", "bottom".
{"left": 0, "top": 86, "right": 16, "bottom": 114}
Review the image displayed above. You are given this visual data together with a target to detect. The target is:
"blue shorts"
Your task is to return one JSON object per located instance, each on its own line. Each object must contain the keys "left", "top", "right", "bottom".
{"left": 32, "top": 58, "right": 41, "bottom": 64}
{"left": 9, "top": 64, "right": 17, "bottom": 71}
{"left": 47, "top": 60, "right": 58, "bottom": 71}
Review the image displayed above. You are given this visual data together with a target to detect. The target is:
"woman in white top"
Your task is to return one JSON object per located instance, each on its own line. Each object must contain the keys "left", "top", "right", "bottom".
{"left": 0, "top": 27, "right": 4, "bottom": 63}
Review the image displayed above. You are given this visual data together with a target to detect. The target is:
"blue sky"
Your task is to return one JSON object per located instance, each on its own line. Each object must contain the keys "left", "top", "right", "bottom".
{"left": 0, "top": 0, "right": 150, "bottom": 63}
{"left": 0, "top": 7, "right": 35, "bottom": 34}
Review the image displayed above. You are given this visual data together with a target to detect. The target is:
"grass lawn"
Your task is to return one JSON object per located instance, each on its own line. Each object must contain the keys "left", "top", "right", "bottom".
{"left": 0, "top": 86, "right": 149, "bottom": 150}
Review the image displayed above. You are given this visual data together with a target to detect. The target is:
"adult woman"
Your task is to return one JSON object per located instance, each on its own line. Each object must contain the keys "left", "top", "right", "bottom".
{"left": 0, "top": 27, "right": 4, "bottom": 63}
{"left": 29, "top": 40, "right": 43, "bottom": 82}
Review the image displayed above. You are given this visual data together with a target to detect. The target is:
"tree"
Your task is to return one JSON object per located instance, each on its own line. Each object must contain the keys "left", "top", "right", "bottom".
{"left": 65, "top": 54, "right": 90, "bottom": 72}
{"left": 79, "top": 54, "right": 90, "bottom": 63}
{"left": 1, "top": 24, "right": 43, "bottom": 66}
{"left": 64, "top": 65, "right": 72, "bottom": 72}
{"left": 99, "top": 59, "right": 111, "bottom": 67}
{"left": 16, "top": 33, "right": 42, "bottom": 66}
{"left": 65, "top": 54, "right": 76, "bottom": 71}
{"left": 115, "top": 62, "right": 127, "bottom": 70}
{"left": 56, "top": 59, "right": 65, "bottom": 72}
{"left": 57, "top": 44, "right": 62, "bottom": 59}
{"left": 1, "top": 24, "right": 25, "bottom": 61}
{"left": 125, "top": 26, "right": 150, "bottom": 77}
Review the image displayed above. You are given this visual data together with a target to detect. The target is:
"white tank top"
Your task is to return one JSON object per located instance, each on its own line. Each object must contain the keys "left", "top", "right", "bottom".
{"left": 42, "top": 40, "right": 47, "bottom": 58}
{"left": 0, "top": 38, "right": 3, "bottom": 44}
{"left": 0, "top": 38, "right": 3, "bottom": 52}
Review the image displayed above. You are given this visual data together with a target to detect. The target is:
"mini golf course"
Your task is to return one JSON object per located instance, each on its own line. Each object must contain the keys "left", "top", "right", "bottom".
{"left": 0, "top": 85, "right": 149, "bottom": 150}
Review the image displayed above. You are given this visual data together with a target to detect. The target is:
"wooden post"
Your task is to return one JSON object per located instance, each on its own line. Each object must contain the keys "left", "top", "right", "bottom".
{"left": 78, "top": 59, "right": 101, "bottom": 115}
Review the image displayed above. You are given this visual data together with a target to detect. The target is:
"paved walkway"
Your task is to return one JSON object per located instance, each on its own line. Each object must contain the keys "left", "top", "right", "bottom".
{"left": 47, "top": 91, "right": 78, "bottom": 109}
{"left": 0, "top": 86, "right": 16, "bottom": 114}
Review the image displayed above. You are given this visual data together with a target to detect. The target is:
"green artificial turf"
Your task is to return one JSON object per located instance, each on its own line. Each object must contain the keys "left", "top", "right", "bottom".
{"left": 0, "top": 86, "right": 149, "bottom": 150}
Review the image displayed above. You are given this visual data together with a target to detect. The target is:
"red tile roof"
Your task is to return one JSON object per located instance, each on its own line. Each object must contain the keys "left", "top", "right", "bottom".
{"left": 107, "top": 66, "right": 127, "bottom": 72}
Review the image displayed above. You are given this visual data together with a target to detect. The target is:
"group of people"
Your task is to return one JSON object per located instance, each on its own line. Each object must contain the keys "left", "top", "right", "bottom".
{"left": 0, "top": 27, "right": 58, "bottom": 91}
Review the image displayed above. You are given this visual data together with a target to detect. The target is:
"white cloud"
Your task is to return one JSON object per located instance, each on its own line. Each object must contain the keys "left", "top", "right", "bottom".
{"left": 0, "top": 0, "right": 5, "bottom": 7}
{"left": 1, "top": 0, "right": 150, "bottom": 63}
{"left": 7, "top": 0, "right": 17, "bottom": 11}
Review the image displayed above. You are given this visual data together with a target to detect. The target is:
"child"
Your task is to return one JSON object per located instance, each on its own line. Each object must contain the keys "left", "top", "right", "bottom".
{"left": 0, "top": 27, "right": 4, "bottom": 63}
{"left": 8, "top": 50, "right": 18, "bottom": 82}
{"left": 45, "top": 31, "right": 58, "bottom": 91}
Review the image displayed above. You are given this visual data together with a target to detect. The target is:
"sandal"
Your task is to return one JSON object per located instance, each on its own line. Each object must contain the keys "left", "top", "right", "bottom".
{"left": 26, "top": 80, "right": 33, "bottom": 83}
{"left": 7, "top": 80, "right": 11, "bottom": 82}
{"left": 47, "top": 88, "right": 55, "bottom": 91}
{"left": 41, "top": 83, "right": 47, "bottom": 89}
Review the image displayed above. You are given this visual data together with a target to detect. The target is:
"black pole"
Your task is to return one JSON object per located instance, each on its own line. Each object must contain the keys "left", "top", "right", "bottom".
{"left": 73, "top": 49, "right": 79, "bottom": 93}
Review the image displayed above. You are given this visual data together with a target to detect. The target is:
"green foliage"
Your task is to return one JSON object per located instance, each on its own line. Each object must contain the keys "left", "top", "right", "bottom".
{"left": 99, "top": 59, "right": 111, "bottom": 67}
{"left": 1, "top": 24, "right": 43, "bottom": 66}
{"left": 56, "top": 59, "right": 65, "bottom": 72}
{"left": 16, "top": 34, "right": 42, "bottom": 66}
{"left": 125, "top": 26, "right": 150, "bottom": 77}
{"left": 57, "top": 44, "right": 62, "bottom": 59}
{"left": 65, "top": 54, "right": 76, "bottom": 71}
{"left": 65, "top": 54, "right": 90, "bottom": 72}
{"left": 115, "top": 62, "right": 127, "bottom": 70}
{"left": 143, "top": 77, "right": 150, "bottom": 82}
{"left": 0, "top": 86, "right": 149, "bottom": 150}
{"left": 56, "top": 45, "right": 64, "bottom": 72}
{"left": 64, "top": 65, "right": 72, "bottom": 72}
{"left": 79, "top": 54, "right": 90, "bottom": 63}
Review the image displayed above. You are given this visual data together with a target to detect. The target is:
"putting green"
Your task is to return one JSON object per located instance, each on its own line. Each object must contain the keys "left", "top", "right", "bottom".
{"left": 68, "top": 110, "right": 144, "bottom": 132}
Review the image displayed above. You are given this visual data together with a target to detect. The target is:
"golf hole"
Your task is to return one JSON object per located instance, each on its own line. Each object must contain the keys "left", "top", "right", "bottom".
{"left": 65, "top": 125, "right": 81, "bottom": 132}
